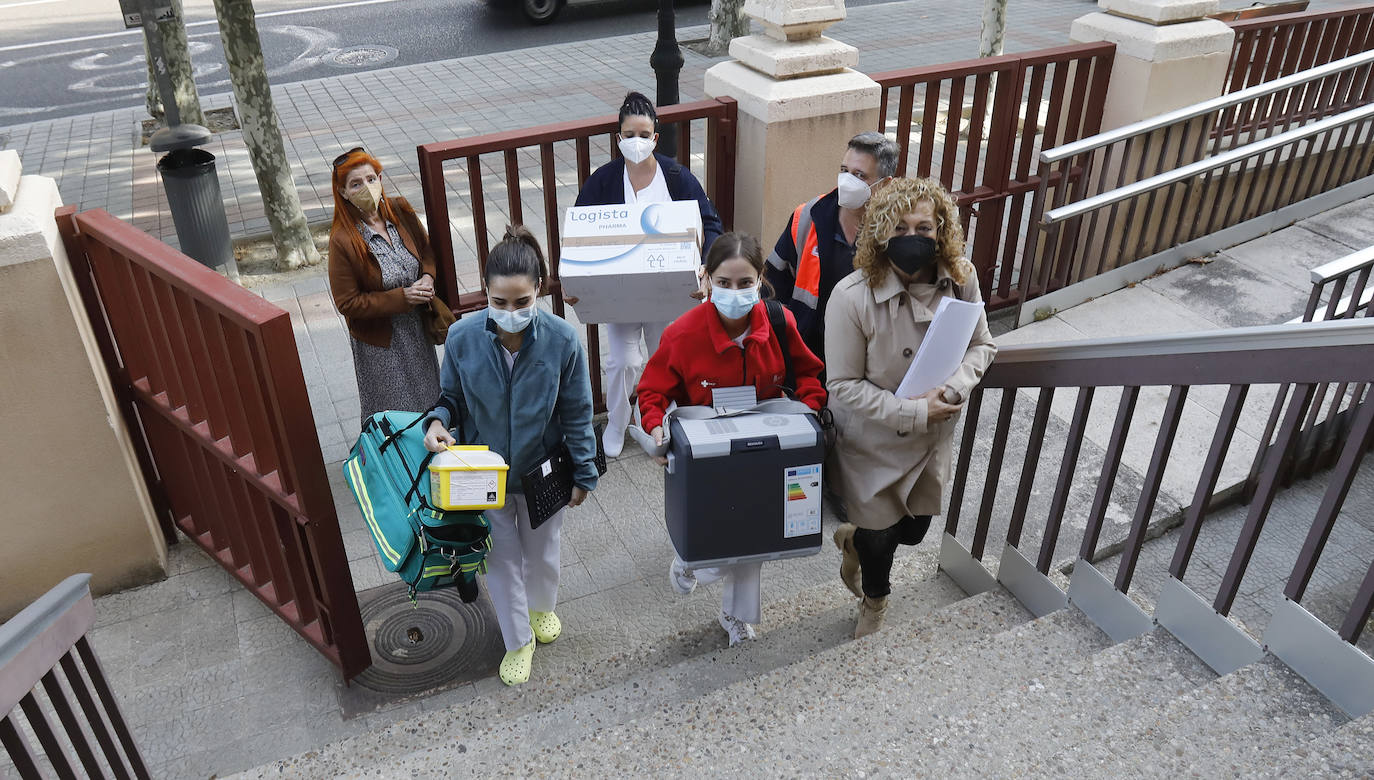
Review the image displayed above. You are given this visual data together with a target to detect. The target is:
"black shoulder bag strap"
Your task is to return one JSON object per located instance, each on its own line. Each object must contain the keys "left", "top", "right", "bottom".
{"left": 765, "top": 299, "right": 796, "bottom": 398}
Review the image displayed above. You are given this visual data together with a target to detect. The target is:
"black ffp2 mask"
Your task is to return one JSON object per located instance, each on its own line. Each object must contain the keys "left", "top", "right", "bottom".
{"left": 886, "top": 235, "right": 938, "bottom": 276}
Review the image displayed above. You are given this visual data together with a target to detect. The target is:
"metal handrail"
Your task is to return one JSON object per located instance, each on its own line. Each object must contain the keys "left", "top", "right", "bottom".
{"left": 1040, "top": 48, "right": 1374, "bottom": 164}
{"left": 1042, "top": 102, "right": 1374, "bottom": 224}
{"left": 1, "top": 574, "right": 151, "bottom": 777}
{"left": 1310, "top": 245, "right": 1374, "bottom": 283}
{"left": 990, "top": 317, "right": 1374, "bottom": 366}
{"left": 982, "top": 318, "right": 1374, "bottom": 391}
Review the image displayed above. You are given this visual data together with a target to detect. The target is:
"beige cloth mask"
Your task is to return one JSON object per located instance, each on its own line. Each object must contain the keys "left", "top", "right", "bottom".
{"left": 348, "top": 180, "right": 383, "bottom": 213}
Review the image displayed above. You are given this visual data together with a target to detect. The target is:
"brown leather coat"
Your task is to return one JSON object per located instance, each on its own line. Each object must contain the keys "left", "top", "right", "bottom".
{"left": 327, "top": 195, "right": 437, "bottom": 348}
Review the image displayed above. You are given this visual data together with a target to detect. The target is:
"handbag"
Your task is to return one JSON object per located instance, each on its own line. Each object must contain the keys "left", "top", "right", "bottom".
{"left": 425, "top": 296, "right": 457, "bottom": 345}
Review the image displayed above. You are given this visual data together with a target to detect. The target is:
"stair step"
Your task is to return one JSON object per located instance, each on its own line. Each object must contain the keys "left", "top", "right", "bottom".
{"left": 385, "top": 590, "right": 1114, "bottom": 775}
{"left": 1264, "top": 710, "right": 1374, "bottom": 777}
{"left": 1043, "top": 655, "right": 1348, "bottom": 776}
{"left": 238, "top": 546, "right": 978, "bottom": 777}
{"left": 918, "top": 624, "right": 1217, "bottom": 775}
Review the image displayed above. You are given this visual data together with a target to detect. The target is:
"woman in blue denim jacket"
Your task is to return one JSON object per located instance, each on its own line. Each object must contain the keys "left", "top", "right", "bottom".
{"left": 423, "top": 226, "right": 599, "bottom": 686}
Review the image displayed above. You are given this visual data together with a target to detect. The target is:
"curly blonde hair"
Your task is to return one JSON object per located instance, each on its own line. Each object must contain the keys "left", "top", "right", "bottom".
{"left": 853, "top": 177, "right": 973, "bottom": 288}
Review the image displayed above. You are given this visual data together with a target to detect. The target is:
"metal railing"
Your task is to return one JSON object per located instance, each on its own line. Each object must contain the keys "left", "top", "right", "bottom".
{"left": 1224, "top": 3, "right": 1374, "bottom": 94}
{"left": 1251, "top": 246, "right": 1374, "bottom": 487}
{"left": 1014, "top": 49, "right": 1374, "bottom": 323}
{"left": 943, "top": 319, "right": 1374, "bottom": 707}
{"left": 416, "top": 98, "right": 737, "bottom": 412}
{"left": 1, "top": 575, "right": 149, "bottom": 779}
{"left": 873, "top": 43, "right": 1115, "bottom": 309}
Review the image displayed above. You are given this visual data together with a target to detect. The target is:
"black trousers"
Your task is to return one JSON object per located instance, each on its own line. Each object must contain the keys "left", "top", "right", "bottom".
{"left": 852, "top": 515, "right": 932, "bottom": 598}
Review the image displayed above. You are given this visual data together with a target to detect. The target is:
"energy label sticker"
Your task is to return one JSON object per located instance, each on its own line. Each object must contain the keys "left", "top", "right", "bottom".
{"left": 783, "top": 464, "right": 823, "bottom": 539}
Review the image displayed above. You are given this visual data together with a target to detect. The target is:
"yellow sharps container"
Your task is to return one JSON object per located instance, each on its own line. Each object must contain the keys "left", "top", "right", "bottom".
{"left": 428, "top": 445, "right": 509, "bottom": 511}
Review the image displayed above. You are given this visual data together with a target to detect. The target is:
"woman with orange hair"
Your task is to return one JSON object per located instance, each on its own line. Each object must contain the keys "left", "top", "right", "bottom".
{"left": 327, "top": 147, "right": 442, "bottom": 423}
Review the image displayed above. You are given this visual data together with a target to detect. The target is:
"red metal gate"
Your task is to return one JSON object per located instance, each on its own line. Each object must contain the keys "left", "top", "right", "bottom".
{"left": 874, "top": 42, "right": 1116, "bottom": 309}
{"left": 56, "top": 207, "right": 371, "bottom": 682}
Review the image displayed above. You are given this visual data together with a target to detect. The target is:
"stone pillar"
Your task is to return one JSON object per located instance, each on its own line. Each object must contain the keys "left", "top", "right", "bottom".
{"left": 0, "top": 151, "right": 166, "bottom": 620}
{"left": 1071, "top": 0, "right": 1235, "bottom": 130}
{"left": 704, "top": 0, "right": 880, "bottom": 242}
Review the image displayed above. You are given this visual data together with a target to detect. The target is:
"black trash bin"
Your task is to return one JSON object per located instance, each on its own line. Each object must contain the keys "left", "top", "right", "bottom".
{"left": 156, "top": 148, "right": 233, "bottom": 271}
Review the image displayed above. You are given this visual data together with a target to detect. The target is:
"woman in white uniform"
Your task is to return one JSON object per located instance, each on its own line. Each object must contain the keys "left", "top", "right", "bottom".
{"left": 574, "top": 91, "right": 725, "bottom": 457}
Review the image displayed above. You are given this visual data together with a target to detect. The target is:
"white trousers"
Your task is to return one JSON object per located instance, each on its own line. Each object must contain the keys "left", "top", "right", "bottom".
{"left": 604, "top": 320, "right": 669, "bottom": 435}
{"left": 689, "top": 562, "right": 763, "bottom": 625}
{"left": 483, "top": 493, "right": 564, "bottom": 651}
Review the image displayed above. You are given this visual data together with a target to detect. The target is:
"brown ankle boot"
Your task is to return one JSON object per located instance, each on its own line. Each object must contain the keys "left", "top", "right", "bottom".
{"left": 832, "top": 523, "right": 863, "bottom": 599}
{"left": 854, "top": 596, "right": 888, "bottom": 639}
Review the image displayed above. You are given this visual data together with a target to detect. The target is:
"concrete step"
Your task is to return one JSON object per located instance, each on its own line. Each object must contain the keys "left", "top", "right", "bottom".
{"left": 238, "top": 545, "right": 983, "bottom": 777}
{"left": 1262, "top": 710, "right": 1374, "bottom": 778}
{"left": 1044, "top": 655, "right": 1348, "bottom": 776}
{"left": 380, "top": 591, "right": 1114, "bottom": 776}
{"left": 914, "top": 624, "right": 1217, "bottom": 775}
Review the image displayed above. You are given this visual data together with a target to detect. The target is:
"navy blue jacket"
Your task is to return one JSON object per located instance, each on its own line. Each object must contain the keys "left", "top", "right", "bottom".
{"left": 575, "top": 152, "right": 724, "bottom": 253}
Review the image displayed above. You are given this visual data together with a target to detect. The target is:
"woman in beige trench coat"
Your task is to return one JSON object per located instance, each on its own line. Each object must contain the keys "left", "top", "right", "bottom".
{"left": 824, "top": 177, "right": 997, "bottom": 639}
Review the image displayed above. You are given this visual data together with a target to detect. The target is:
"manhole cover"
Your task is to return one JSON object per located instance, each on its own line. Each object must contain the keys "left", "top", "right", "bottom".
{"left": 328, "top": 45, "right": 399, "bottom": 68}
{"left": 351, "top": 583, "right": 502, "bottom": 697}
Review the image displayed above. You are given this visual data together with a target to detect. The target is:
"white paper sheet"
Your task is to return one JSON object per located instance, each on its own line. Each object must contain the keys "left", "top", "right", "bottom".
{"left": 895, "top": 296, "right": 984, "bottom": 399}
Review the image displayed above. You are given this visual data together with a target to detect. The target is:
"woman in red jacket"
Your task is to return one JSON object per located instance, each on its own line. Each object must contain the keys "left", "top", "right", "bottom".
{"left": 638, "top": 231, "right": 826, "bottom": 645}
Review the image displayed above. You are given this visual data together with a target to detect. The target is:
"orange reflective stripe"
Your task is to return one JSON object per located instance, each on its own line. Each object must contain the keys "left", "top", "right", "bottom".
{"left": 790, "top": 201, "right": 806, "bottom": 250}
{"left": 795, "top": 227, "right": 821, "bottom": 299}
{"left": 792, "top": 195, "right": 825, "bottom": 304}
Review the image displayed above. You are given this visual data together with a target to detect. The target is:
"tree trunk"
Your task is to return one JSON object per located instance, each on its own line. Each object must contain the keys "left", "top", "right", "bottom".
{"left": 704, "top": 0, "right": 750, "bottom": 57}
{"left": 211, "top": 0, "right": 319, "bottom": 270}
{"left": 980, "top": 0, "right": 1007, "bottom": 58}
{"left": 144, "top": 0, "right": 205, "bottom": 125}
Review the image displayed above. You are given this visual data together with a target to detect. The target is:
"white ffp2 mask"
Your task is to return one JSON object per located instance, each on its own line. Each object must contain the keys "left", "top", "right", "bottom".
{"left": 618, "top": 136, "right": 657, "bottom": 165}
{"left": 836, "top": 172, "right": 871, "bottom": 209}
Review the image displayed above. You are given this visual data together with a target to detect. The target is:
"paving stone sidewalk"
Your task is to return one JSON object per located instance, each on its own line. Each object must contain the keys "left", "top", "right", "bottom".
{"left": 11, "top": 0, "right": 1365, "bottom": 248}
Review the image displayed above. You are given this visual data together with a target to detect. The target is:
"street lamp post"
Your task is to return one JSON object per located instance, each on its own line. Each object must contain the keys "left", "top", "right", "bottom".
{"left": 649, "top": 0, "right": 684, "bottom": 157}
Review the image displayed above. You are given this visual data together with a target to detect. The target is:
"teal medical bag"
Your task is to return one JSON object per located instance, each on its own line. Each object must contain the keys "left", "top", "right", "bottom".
{"left": 343, "top": 410, "right": 491, "bottom": 601}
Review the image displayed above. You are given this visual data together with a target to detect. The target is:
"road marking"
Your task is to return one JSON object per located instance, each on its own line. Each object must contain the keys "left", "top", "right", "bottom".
{"left": 0, "top": 0, "right": 62, "bottom": 8}
{"left": 0, "top": 0, "right": 406, "bottom": 53}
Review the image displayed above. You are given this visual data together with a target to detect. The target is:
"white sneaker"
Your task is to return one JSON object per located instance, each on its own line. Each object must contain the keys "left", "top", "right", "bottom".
{"left": 669, "top": 555, "right": 697, "bottom": 595}
{"left": 718, "top": 611, "right": 756, "bottom": 646}
{"left": 602, "top": 424, "right": 626, "bottom": 459}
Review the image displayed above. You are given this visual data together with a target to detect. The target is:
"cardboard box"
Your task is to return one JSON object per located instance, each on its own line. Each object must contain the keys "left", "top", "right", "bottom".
{"left": 559, "top": 201, "right": 702, "bottom": 324}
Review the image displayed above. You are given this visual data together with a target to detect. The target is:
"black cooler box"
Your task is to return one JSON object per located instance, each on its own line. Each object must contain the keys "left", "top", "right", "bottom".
{"left": 665, "top": 412, "right": 825, "bottom": 568}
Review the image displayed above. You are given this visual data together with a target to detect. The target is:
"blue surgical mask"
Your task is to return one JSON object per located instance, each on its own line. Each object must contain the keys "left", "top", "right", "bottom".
{"left": 711, "top": 284, "right": 759, "bottom": 320}
{"left": 488, "top": 303, "right": 535, "bottom": 333}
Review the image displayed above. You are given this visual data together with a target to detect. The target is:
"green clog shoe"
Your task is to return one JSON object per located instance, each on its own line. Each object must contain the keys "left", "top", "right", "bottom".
{"left": 529, "top": 610, "right": 562, "bottom": 644}
{"left": 499, "top": 639, "right": 535, "bottom": 686}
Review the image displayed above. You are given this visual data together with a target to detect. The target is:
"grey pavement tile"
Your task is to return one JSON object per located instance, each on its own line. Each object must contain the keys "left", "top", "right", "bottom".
{"left": 341, "top": 528, "right": 377, "bottom": 562}
{"left": 231, "top": 587, "right": 274, "bottom": 624}
{"left": 235, "top": 612, "right": 306, "bottom": 659}
{"left": 1300, "top": 193, "right": 1374, "bottom": 251}
{"left": 1142, "top": 253, "right": 1312, "bottom": 328}
{"left": 1220, "top": 224, "right": 1358, "bottom": 293}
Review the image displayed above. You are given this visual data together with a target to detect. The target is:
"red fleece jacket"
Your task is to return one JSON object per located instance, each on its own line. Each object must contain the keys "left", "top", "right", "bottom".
{"left": 636, "top": 301, "right": 826, "bottom": 432}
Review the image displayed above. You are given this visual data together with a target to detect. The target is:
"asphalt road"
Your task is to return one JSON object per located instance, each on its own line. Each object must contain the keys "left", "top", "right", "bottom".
{"left": 0, "top": 0, "right": 883, "bottom": 124}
